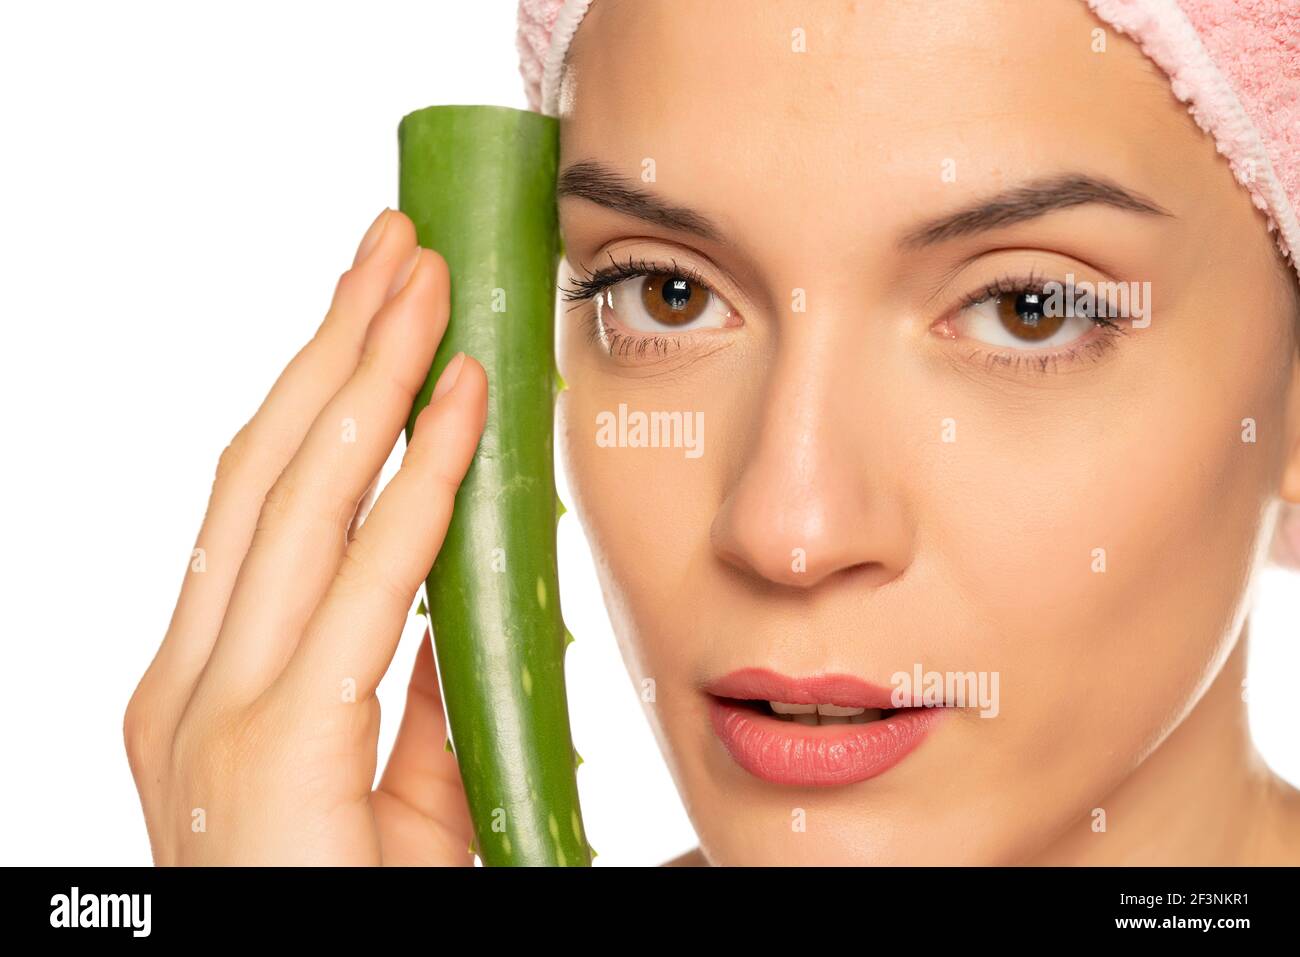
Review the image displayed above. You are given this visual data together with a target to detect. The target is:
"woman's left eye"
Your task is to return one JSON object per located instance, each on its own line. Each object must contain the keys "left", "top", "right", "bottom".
{"left": 950, "top": 279, "right": 1118, "bottom": 351}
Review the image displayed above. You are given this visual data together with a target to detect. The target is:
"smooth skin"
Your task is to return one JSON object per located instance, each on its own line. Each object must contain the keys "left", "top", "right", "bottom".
{"left": 125, "top": 209, "right": 490, "bottom": 865}
{"left": 553, "top": 0, "right": 1300, "bottom": 865}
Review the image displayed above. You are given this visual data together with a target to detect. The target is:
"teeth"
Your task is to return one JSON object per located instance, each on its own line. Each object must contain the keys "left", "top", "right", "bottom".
{"left": 769, "top": 701, "right": 868, "bottom": 716}
{"left": 767, "top": 702, "right": 885, "bottom": 725}
{"left": 817, "top": 703, "right": 866, "bottom": 717}
{"left": 770, "top": 701, "right": 818, "bottom": 715}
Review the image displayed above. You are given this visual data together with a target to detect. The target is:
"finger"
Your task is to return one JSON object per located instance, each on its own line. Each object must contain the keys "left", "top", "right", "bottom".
{"left": 280, "top": 353, "right": 487, "bottom": 705}
{"left": 376, "top": 625, "right": 474, "bottom": 835}
{"left": 195, "top": 247, "right": 453, "bottom": 706}
{"left": 136, "top": 209, "right": 421, "bottom": 725}
{"left": 347, "top": 473, "right": 381, "bottom": 545}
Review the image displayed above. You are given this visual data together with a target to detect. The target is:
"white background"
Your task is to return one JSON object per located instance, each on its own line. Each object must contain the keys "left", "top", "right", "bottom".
{"left": 0, "top": 0, "right": 1295, "bottom": 866}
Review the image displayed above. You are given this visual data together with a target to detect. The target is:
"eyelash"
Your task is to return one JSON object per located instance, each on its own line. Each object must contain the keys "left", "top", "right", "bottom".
{"left": 561, "top": 257, "right": 1130, "bottom": 372}
{"left": 560, "top": 252, "right": 722, "bottom": 358}
{"left": 560, "top": 251, "right": 714, "bottom": 306}
{"left": 956, "top": 268, "right": 1120, "bottom": 329}
{"left": 955, "top": 269, "right": 1129, "bottom": 374}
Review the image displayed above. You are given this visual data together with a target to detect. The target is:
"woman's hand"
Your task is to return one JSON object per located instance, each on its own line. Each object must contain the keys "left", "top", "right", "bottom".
{"left": 124, "top": 208, "right": 488, "bottom": 865}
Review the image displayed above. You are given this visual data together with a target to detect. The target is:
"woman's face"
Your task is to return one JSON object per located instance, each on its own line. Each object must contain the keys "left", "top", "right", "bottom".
{"left": 554, "top": 0, "right": 1300, "bottom": 864}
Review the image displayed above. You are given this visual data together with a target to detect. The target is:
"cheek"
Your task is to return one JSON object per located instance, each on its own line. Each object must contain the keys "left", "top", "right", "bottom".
{"left": 556, "top": 382, "right": 724, "bottom": 670}
{"left": 923, "top": 356, "right": 1283, "bottom": 778}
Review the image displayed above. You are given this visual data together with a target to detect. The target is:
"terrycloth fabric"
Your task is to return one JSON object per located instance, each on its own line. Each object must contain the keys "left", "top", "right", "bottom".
{"left": 517, "top": 0, "right": 1300, "bottom": 565}
{"left": 1083, "top": 1, "right": 1299, "bottom": 268}
{"left": 516, "top": 0, "right": 593, "bottom": 120}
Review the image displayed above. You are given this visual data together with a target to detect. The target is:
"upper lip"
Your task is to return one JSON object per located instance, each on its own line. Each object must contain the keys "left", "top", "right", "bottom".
{"left": 704, "top": 667, "right": 903, "bottom": 710}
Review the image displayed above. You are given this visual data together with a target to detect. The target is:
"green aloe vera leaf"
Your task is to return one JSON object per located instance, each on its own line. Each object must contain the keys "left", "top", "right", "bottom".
{"left": 398, "top": 104, "right": 590, "bottom": 867}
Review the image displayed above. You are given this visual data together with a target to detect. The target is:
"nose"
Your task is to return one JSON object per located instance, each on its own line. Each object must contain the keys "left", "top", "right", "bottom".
{"left": 709, "top": 331, "right": 913, "bottom": 590}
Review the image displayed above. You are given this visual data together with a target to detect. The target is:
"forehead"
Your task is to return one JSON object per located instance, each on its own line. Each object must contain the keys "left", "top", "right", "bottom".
{"left": 557, "top": 0, "right": 1197, "bottom": 249}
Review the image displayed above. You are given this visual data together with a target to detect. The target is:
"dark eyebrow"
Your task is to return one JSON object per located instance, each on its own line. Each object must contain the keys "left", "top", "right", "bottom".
{"left": 557, "top": 159, "right": 727, "bottom": 244}
{"left": 558, "top": 162, "right": 1171, "bottom": 252}
{"left": 901, "top": 174, "right": 1172, "bottom": 248}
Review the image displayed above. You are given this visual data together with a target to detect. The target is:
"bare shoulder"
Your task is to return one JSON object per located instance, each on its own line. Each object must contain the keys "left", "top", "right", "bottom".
{"left": 662, "top": 846, "right": 709, "bottom": 866}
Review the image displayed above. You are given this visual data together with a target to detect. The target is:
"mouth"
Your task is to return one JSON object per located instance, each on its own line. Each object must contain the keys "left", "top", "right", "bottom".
{"left": 715, "top": 697, "right": 900, "bottom": 725}
{"left": 704, "top": 669, "right": 950, "bottom": 788}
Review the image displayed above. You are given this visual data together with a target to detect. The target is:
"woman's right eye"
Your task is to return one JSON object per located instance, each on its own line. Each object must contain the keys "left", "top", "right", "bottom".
{"left": 594, "top": 271, "right": 738, "bottom": 335}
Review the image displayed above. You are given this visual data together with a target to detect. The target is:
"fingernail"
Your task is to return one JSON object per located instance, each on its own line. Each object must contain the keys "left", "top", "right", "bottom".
{"left": 432, "top": 352, "right": 466, "bottom": 402}
{"left": 386, "top": 247, "right": 423, "bottom": 299}
{"left": 353, "top": 207, "right": 392, "bottom": 267}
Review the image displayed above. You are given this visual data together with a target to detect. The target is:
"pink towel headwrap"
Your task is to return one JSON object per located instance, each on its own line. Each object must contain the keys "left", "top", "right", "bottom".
{"left": 517, "top": 0, "right": 1300, "bottom": 565}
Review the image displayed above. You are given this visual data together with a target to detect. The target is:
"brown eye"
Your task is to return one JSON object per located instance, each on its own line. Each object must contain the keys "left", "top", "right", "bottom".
{"left": 640, "top": 273, "right": 709, "bottom": 326}
{"left": 995, "top": 290, "right": 1064, "bottom": 341}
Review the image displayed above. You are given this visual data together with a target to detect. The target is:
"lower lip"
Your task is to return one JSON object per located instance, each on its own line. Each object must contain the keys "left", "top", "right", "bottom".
{"left": 708, "top": 697, "right": 949, "bottom": 787}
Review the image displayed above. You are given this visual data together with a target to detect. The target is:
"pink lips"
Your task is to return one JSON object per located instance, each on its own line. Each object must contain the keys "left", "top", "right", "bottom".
{"left": 705, "top": 668, "right": 949, "bottom": 787}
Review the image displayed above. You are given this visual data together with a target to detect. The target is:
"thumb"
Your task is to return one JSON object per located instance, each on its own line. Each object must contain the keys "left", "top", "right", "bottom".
{"left": 376, "top": 625, "right": 474, "bottom": 844}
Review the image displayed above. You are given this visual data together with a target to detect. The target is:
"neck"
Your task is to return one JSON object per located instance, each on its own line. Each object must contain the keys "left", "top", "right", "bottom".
{"left": 1029, "top": 620, "right": 1296, "bottom": 865}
